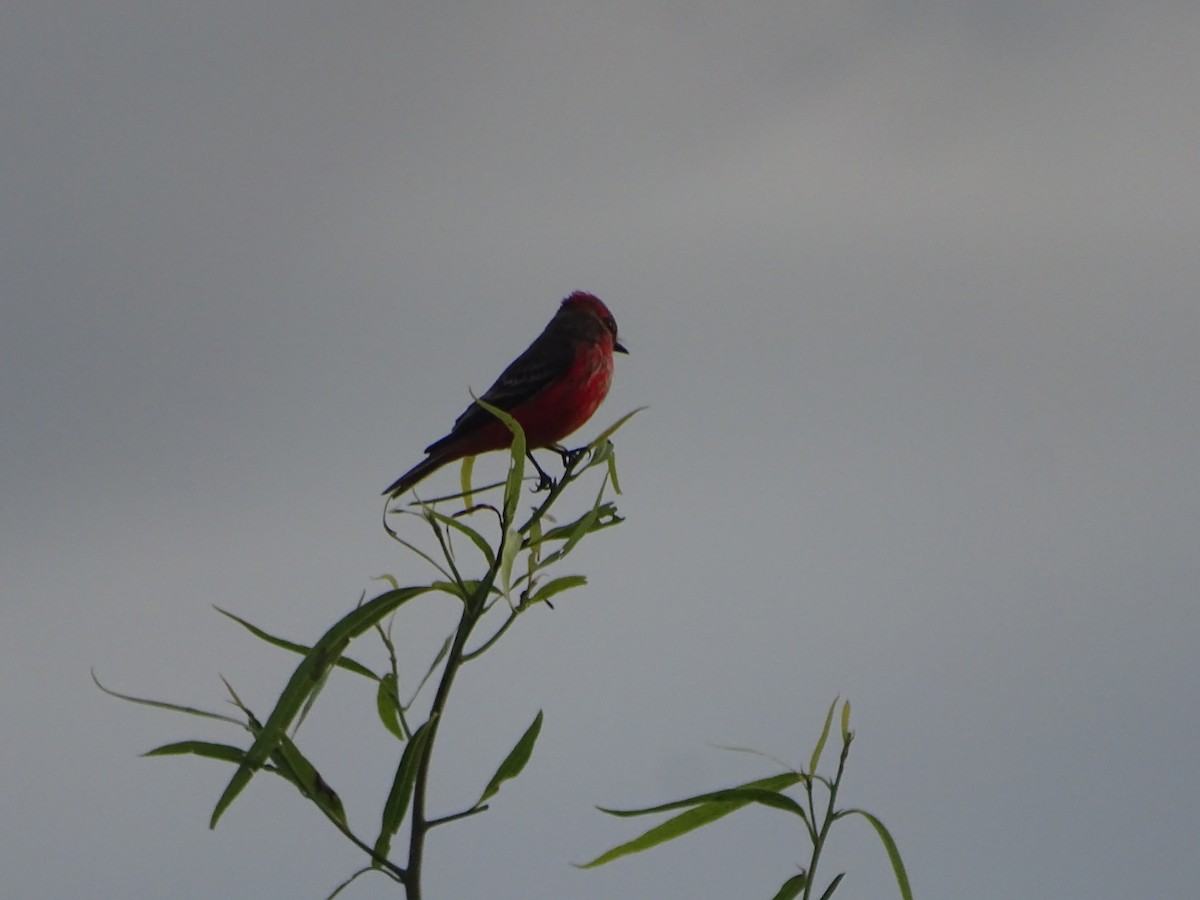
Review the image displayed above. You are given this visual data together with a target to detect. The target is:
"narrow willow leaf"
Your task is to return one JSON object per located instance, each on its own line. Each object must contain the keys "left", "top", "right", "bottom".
{"left": 809, "top": 697, "right": 840, "bottom": 775}
{"left": 425, "top": 509, "right": 496, "bottom": 568}
{"left": 530, "top": 575, "right": 587, "bottom": 606}
{"left": 498, "top": 526, "right": 521, "bottom": 606}
{"left": 374, "top": 719, "right": 434, "bottom": 861}
{"left": 531, "top": 476, "right": 611, "bottom": 575}
{"left": 404, "top": 478, "right": 508, "bottom": 506}
{"left": 561, "top": 501, "right": 602, "bottom": 557}
{"left": 326, "top": 866, "right": 373, "bottom": 899}
{"left": 430, "top": 580, "right": 470, "bottom": 601}
{"left": 522, "top": 517, "right": 543, "bottom": 592}
{"left": 504, "top": 446, "right": 525, "bottom": 523}
{"left": 529, "top": 515, "right": 624, "bottom": 575}
{"left": 408, "top": 634, "right": 454, "bottom": 706}
{"left": 222, "top": 684, "right": 346, "bottom": 826}
{"left": 541, "top": 502, "right": 620, "bottom": 541}
{"left": 273, "top": 732, "right": 347, "bottom": 827}
{"left": 837, "top": 809, "right": 913, "bottom": 900}
{"left": 771, "top": 872, "right": 808, "bottom": 900}
{"left": 375, "top": 673, "right": 405, "bottom": 741}
{"left": 144, "top": 741, "right": 248, "bottom": 764}
{"left": 525, "top": 518, "right": 543, "bottom": 559}
{"left": 587, "top": 406, "right": 648, "bottom": 451}
{"left": 477, "top": 710, "right": 543, "bottom": 806}
{"left": 472, "top": 394, "right": 525, "bottom": 525}
{"left": 459, "top": 456, "right": 475, "bottom": 507}
{"left": 382, "top": 532, "right": 453, "bottom": 581}
{"left": 533, "top": 502, "right": 620, "bottom": 555}
{"left": 577, "top": 800, "right": 740, "bottom": 868}
{"left": 605, "top": 447, "right": 622, "bottom": 494}
{"left": 295, "top": 643, "right": 343, "bottom": 734}
{"left": 816, "top": 872, "right": 846, "bottom": 900}
{"left": 586, "top": 439, "right": 613, "bottom": 472}
{"left": 597, "top": 773, "right": 802, "bottom": 818}
{"left": 603, "top": 785, "right": 807, "bottom": 826}
{"left": 92, "top": 671, "right": 242, "bottom": 726}
{"left": 373, "top": 574, "right": 400, "bottom": 591}
{"left": 211, "top": 585, "right": 432, "bottom": 829}
{"left": 213, "top": 607, "right": 377, "bottom": 680}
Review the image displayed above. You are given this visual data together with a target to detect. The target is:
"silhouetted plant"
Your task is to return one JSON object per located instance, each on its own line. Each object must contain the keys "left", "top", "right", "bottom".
{"left": 580, "top": 699, "right": 912, "bottom": 900}
{"left": 97, "top": 404, "right": 642, "bottom": 899}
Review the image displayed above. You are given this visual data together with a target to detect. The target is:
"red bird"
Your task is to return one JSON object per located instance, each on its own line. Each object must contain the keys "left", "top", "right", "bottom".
{"left": 383, "top": 292, "right": 627, "bottom": 498}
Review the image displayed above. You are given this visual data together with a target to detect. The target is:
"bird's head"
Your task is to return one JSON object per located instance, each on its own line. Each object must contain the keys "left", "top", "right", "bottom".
{"left": 560, "top": 291, "right": 628, "bottom": 354}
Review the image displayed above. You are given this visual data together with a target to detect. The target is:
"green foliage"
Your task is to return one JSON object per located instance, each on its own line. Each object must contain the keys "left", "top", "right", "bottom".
{"left": 96, "top": 403, "right": 911, "bottom": 899}
{"left": 476, "top": 710, "right": 543, "bottom": 806}
{"left": 96, "top": 409, "right": 642, "bottom": 899}
{"left": 581, "top": 699, "right": 913, "bottom": 900}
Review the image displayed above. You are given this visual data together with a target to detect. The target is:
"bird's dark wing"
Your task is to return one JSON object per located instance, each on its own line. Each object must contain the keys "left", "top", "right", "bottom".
{"left": 424, "top": 329, "right": 575, "bottom": 452}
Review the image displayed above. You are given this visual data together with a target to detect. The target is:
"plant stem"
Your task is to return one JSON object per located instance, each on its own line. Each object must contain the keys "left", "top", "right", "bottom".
{"left": 402, "top": 448, "right": 588, "bottom": 897}
{"left": 404, "top": 584, "right": 488, "bottom": 899}
{"left": 803, "top": 736, "right": 852, "bottom": 900}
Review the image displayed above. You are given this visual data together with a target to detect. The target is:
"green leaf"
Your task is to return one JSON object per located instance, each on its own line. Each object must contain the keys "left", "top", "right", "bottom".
{"left": 836, "top": 809, "right": 913, "bottom": 900}
{"left": 809, "top": 697, "right": 839, "bottom": 775}
{"left": 210, "top": 585, "right": 432, "bottom": 829}
{"left": 561, "top": 495, "right": 603, "bottom": 556}
{"left": 213, "top": 607, "right": 378, "bottom": 680}
{"left": 597, "top": 772, "right": 802, "bottom": 818}
{"left": 459, "top": 456, "right": 475, "bottom": 506}
{"left": 272, "top": 732, "right": 346, "bottom": 826}
{"left": 817, "top": 872, "right": 846, "bottom": 900}
{"left": 430, "top": 580, "right": 471, "bottom": 601}
{"left": 498, "top": 526, "right": 521, "bottom": 606}
{"left": 217, "top": 677, "right": 345, "bottom": 823}
{"left": 587, "top": 406, "right": 648, "bottom": 451}
{"left": 532, "top": 502, "right": 621, "bottom": 550}
{"left": 92, "top": 671, "right": 242, "bottom": 726}
{"left": 477, "top": 710, "right": 543, "bottom": 806}
{"left": 581, "top": 773, "right": 804, "bottom": 868}
{"left": 374, "top": 718, "right": 434, "bottom": 861}
{"left": 472, "top": 393, "right": 525, "bottom": 525}
{"left": 525, "top": 517, "right": 544, "bottom": 560}
{"left": 605, "top": 447, "right": 622, "bottom": 494}
{"left": 144, "top": 741, "right": 249, "bottom": 764}
{"left": 578, "top": 801, "right": 740, "bottom": 868}
{"left": 525, "top": 478, "right": 612, "bottom": 577}
{"left": 530, "top": 575, "right": 587, "bottom": 606}
{"left": 381, "top": 531, "right": 453, "bottom": 581}
{"left": 770, "top": 873, "right": 808, "bottom": 900}
{"left": 840, "top": 700, "right": 852, "bottom": 742}
{"left": 408, "top": 634, "right": 454, "bottom": 705}
{"left": 375, "top": 673, "right": 405, "bottom": 741}
{"left": 147, "top": 736, "right": 346, "bottom": 827}
{"left": 295, "top": 643, "right": 343, "bottom": 734}
{"left": 401, "top": 478, "right": 508, "bottom": 507}
{"left": 425, "top": 509, "right": 496, "bottom": 568}
{"left": 602, "top": 785, "right": 807, "bottom": 825}
{"left": 326, "top": 866, "right": 374, "bottom": 899}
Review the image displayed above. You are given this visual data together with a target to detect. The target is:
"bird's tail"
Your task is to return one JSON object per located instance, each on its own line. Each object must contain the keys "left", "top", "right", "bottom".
{"left": 382, "top": 454, "right": 450, "bottom": 499}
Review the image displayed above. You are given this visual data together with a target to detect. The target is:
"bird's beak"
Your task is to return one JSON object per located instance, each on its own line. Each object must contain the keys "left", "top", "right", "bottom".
{"left": 615, "top": 340, "right": 629, "bottom": 354}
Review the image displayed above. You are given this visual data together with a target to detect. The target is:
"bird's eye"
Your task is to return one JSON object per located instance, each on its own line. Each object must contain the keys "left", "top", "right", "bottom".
{"left": 604, "top": 316, "right": 617, "bottom": 335}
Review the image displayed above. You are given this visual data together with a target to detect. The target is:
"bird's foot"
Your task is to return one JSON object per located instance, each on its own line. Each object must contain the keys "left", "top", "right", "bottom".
{"left": 526, "top": 451, "right": 557, "bottom": 492}
{"left": 551, "top": 444, "right": 590, "bottom": 467}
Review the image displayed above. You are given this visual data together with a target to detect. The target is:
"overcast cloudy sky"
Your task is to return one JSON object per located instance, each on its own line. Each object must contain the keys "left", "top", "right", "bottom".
{"left": 4, "top": 1, "right": 1198, "bottom": 898}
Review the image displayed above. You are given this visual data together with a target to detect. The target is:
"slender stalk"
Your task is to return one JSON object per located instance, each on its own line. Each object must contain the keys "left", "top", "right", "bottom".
{"left": 404, "top": 576, "right": 493, "bottom": 899}
{"left": 401, "top": 446, "right": 593, "bottom": 897}
{"left": 802, "top": 736, "right": 853, "bottom": 900}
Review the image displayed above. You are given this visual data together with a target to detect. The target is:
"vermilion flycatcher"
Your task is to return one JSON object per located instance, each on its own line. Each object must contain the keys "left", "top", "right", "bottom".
{"left": 383, "top": 292, "right": 627, "bottom": 498}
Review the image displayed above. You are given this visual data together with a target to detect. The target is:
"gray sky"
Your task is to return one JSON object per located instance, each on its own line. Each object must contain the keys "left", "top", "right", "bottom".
{"left": 4, "top": 1, "right": 1198, "bottom": 897}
